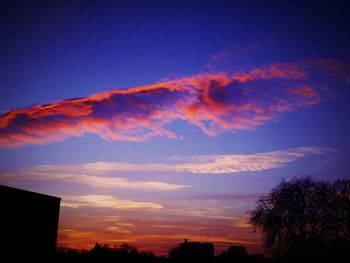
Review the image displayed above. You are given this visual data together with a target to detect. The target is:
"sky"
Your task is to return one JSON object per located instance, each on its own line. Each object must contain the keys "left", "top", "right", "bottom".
{"left": 1, "top": 0, "right": 350, "bottom": 256}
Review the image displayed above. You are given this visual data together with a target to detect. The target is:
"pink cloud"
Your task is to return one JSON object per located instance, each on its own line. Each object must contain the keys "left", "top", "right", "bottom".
{"left": 312, "top": 58, "right": 350, "bottom": 84}
{"left": 288, "top": 86, "right": 318, "bottom": 97}
{"left": 0, "top": 60, "right": 339, "bottom": 148}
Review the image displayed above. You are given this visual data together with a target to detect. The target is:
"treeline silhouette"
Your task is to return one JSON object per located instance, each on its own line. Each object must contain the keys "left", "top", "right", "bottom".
{"left": 41, "top": 177, "right": 350, "bottom": 262}
{"left": 54, "top": 242, "right": 265, "bottom": 263}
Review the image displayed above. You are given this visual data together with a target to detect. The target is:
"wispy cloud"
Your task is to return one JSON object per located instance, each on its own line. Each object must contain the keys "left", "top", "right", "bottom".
{"left": 1, "top": 59, "right": 344, "bottom": 148}
{"left": 0, "top": 147, "right": 335, "bottom": 192}
{"left": 19, "top": 147, "right": 334, "bottom": 175}
{"left": 61, "top": 194, "right": 163, "bottom": 210}
{"left": 0, "top": 170, "right": 190, "bottom": 191}
{"left": 190, "top": 194, "right": 262, "bottom": 201}
{"left": 162, "top": 147, "right": 335, "bottom": 174}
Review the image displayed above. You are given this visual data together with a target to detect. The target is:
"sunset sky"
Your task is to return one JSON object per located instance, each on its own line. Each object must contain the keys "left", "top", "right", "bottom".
{"left": 1, "top": 0, "right": 350, "bottom": 255}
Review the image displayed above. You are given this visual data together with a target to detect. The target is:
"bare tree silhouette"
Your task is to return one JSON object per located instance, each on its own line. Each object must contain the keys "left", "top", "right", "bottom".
{"left": 249, "top": 176, "right": 350, "bottom": 261}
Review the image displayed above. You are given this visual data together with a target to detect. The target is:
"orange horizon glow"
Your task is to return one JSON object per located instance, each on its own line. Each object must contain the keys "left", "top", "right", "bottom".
{"left": 57, "top": 210, "right": 263, "bottom": 256}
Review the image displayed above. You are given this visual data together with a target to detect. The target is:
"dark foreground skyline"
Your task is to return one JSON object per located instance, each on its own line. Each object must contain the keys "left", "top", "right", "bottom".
{"left": 1, "top": 0, "right": 350, "bottom": 255}
{"left": 2, "top": 176, "right": 349, "bottom": 263}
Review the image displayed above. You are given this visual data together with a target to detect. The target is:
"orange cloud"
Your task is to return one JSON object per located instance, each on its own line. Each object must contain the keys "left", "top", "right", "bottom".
{"left": 1, "top": 60, "right": 340, "bottom": 148}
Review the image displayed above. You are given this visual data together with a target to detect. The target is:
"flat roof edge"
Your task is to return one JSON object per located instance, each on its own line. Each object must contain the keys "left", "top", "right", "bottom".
{"left": 0, "top": 184, "right": 61, "bottom": 201}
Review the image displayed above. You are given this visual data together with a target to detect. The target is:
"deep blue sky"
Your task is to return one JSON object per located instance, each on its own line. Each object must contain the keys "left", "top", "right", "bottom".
{"left": 1, "top": 0, "right": 349, "bottom": 110}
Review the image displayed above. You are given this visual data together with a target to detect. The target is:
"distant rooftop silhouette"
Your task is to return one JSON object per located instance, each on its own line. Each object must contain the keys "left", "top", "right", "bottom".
{"left": 169, "top": 239, "right": 214, "bottom": 262}
{"left": 0, "top": 185, "right": 61, "bottom": 262}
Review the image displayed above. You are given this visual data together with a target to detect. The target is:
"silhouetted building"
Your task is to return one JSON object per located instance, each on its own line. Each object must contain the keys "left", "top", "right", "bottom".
{"left": 0, "top": 185, "right": 61, "bottom": 262}
{"left": 169, "top": 239, "right": 214, "bottom": 262}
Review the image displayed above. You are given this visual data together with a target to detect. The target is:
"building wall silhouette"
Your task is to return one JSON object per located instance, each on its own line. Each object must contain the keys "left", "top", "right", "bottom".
{"left": 0, "top": 185, "right": 61, "bottom": 262}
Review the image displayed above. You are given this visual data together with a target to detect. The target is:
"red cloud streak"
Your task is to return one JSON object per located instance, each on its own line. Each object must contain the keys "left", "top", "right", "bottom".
{"left": 0, "top": 60, "right": 343, "bottom": 148}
